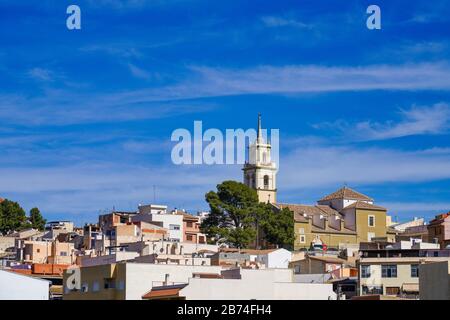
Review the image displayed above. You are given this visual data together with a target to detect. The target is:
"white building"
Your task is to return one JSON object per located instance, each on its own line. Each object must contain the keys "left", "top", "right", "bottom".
{"left": 254, "top": 248, "right": 292, "bottom": 269}
{"left": 0, "top": 269, "right": 50, "bottom": 300}
{"left": 132, "top": 205, "right": 184, "bottom": 242}
{"left": 178, "top": 268, "right": 336, "bottom": 300}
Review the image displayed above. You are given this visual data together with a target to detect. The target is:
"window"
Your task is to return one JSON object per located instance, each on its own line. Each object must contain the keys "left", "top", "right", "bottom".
{"left": 169, "top": 224, "right": 180, "bottom": 230}
{"left": 382, "top": 265, "right": 397, "bottom": 278}
{"left": 117, "top": 281, "right": 125, "bottom": 291}
{"left": 362, "top": 285, "right": 383, "bottom": 295}
{"left": 368, "top": 215, "right": 375, "bottom": 227}
{"left": 294, "top": 265, "right": 301, "bottom": 274}
{"left": 386, "top": 287, "right": 400, "bottom": 296}
{"left": 263, "top": 175, "right": 269, "bottom": 189}
{"left": 60, "top": 251, "right": 68, "bottom": 256}
{"left": 92, "top": 281, "right": 100, "bottom": 292}
{"left": 299, "top": 235, "right": 306, "bottom": 244}
{"left": 411, "top": 264, "right": 419, "bottom": 278}
{"left": 81, "top": 283, "right": 89, "bottom": 293}
{"left": 298, "top": 228, "right": 305, "bottom": 235}
{"left": 361, "top": 265, "right": 371, "bottom": 278}
{"left": 104, "top": 278, "right": 116, "bottom": 289}
{"left": 187, "top": 222, "right": 193, "bottom": 228}
{"left": 187, "top": 235, "right": 193, "bottom": 241}
{"left": 36, "top": 249, "right": 41, "bottom": 253}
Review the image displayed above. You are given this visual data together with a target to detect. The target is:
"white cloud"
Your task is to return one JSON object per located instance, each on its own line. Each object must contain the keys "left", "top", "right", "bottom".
{"left": 279, "top": 145, "right": 450, "bottom": 190}
{"left": 28, "top": 68, "right": 54, "bottom": 82}
{"left": 313, "top": 103, "right": 450, "bottom": 141}
{"left": 261, "top": 16, "right": 311, "bottom": 29}
{"left": 128, "top": 63, "right": 152, "bottom": 80}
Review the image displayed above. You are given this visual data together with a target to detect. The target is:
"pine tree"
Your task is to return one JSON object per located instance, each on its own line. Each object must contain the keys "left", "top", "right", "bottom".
{"left": 0, "top": 199, "right": 29, "bottom": 234}
{"left": 30, "top": 207, "right": 46, "bottom": 231}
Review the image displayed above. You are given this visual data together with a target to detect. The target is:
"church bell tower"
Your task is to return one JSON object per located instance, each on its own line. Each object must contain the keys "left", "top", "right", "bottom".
{"left": 243, "top": 114, "right": 277, "bottom": 203}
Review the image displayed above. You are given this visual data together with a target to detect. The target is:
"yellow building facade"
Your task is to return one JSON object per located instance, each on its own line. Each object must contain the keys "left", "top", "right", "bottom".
{"left": 276, "top": 187, "right": 388, "bottom": 250}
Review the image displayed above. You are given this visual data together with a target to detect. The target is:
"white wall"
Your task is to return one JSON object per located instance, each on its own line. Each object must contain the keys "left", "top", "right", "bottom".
{"left": 256, "top": 249, "right": 292, "bottom": 268}
{"left": 80, "top": 252, "right": 139, "bottom": 267}
{"left": 124, "top": 263, "right": 223, "bottom": 300}
{"left": 0, "top": 270, "right": 49, "bottom": 300}
{"left": 179, "top": 269, "right": 336, "bottom": 300}
{"left": 133, "top": 214, "right": 183, "bottom": 241}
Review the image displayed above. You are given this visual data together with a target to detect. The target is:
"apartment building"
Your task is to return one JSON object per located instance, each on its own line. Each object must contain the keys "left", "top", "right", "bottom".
{"left": 358, "top": 246, "right": 450, "bottom": 298}
{"left": 427, "top": 212, "right": 450, "bottom": 249}
{"left": 21, "top": 240, "right": 75, "bottom": 265}
{"left": 175, "top": 211, "right": 206, "bottom": 244}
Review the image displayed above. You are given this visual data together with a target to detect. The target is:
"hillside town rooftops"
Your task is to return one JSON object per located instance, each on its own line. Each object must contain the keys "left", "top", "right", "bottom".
{"left": 319, "top": 186, "right": 373, "bottom": 202}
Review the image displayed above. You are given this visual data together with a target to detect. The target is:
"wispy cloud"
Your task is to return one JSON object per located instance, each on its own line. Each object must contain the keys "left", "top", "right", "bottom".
{"left": 313, "top": 103, "right": 450, "bottom": 141}
{"left": 279, "top": 145, "right": 450, "bottom": 190}
{"left": 128, "top": 63, "right": 152, "bottom": 80}
{"left": 28, "top": 68, "right": 54, "bottom": 82}
{"left": 261, "top": 16, "right": 312, "bottom": 29}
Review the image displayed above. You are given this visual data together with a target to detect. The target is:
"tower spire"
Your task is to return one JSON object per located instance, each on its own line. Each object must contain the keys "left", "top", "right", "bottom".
{"left": 257, "top": 113, "right": 262, "bottom": 142}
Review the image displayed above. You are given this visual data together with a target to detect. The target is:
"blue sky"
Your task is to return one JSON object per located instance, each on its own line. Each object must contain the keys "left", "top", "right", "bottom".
{"left": 1, "top": 0, "right": 450, "bottom": 225}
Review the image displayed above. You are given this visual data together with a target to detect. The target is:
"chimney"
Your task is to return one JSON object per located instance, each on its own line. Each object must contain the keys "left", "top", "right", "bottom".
{"left": 164, "top": 273, "right": 169, "bottom": 286}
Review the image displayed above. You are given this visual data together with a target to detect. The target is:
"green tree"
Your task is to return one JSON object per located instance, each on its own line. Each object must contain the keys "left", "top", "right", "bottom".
{"left": 259, "top": 205, "right": 295, "bottom": 250}
{"left": 201, "top": 181, "right": 260, "bottom": 248}
{"left": 30, "top": 207, "right": 46, "bottom": 231}
{"left": 0, "top": 199, "right": 28, "bottom": 234}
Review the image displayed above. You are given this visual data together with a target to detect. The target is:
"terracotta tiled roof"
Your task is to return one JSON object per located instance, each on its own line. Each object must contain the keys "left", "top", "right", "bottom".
{"left": 175, "top": 211, "right": 199, "bottom": 221}
{"left": 276, "top": 203, "right": 343, "bottom": 222}
{"left": 310, "top": 225, "right": 357, "bottom": 235}
{"left": 428, "top": 212, "right": 450, "bottom": 226}
{"left": 142, "top": 284, "right": 187, "bottom": 300}
{"left": 275, "top": 203, "right": 321, "bottom": 222}
{"left": 319, "top": 187, "right": 373, "bottom": 202}
{"left": 241, "top": 249, "right": 278, "bottom": 255}
{"left": 307, "top": 255, "right": 346, "bottom": 264}
{"left": 344, "top": 201, "right": 386, "bottom": 211}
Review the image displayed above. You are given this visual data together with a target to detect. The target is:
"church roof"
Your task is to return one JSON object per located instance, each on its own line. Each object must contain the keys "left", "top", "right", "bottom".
{"left": 319, "top": 186, "right": 373, "bottom": 202}
{"left": 275, "top": 203, "right": 341, "bottom": 222}
{"left": 343, "top": 201, "right": 386, "bottom": 211}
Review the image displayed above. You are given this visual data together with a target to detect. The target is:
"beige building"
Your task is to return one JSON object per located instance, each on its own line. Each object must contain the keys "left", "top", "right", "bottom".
{"left": 419, "top": 260, "right": 450, "bottom": 300}
{"left": 358, "top": 249, "right": 450, "bottom": 298}
{"left": 275, "top": 187, "right": 388, "bottom": 250}
{"left": 427, "top": 212, "right": 450, "bottom": 249}
{"left": 22, "top": 240, "right": 75, "bottom": 265}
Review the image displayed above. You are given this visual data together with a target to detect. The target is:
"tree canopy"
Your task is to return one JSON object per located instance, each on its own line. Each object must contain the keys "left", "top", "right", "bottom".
{"left": 201, "top": 180, "right": 294, "bottom": 249}
{"left": 0, "top": 199, "right": 29, "bottom": 234}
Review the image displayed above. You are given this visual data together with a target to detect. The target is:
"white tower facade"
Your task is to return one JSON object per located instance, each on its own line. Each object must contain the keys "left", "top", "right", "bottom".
{"left": 243, "top": 114, "right": 277, "bottom": 203}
